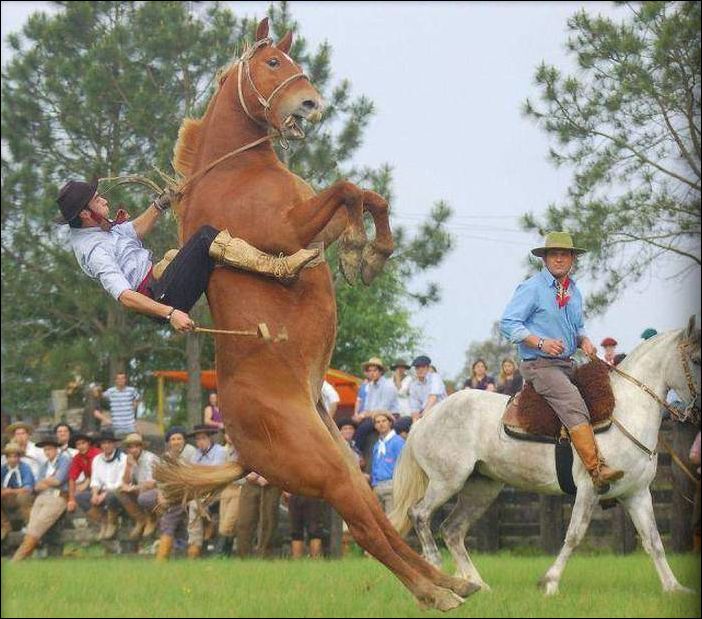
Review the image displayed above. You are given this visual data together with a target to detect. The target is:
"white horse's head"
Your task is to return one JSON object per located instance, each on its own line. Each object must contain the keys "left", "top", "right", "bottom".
{"left": 664, "top": 315, "right": 701, "bottom": 424}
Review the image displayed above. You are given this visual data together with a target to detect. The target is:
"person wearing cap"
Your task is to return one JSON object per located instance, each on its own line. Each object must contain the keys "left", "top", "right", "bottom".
{"left": 641, "top": 327, "right": 658, "bottom": 340}
{"left": 2, "top": 422, "right": 46, "bottom": 479}
{"left": 1, "top": 442, "right": 35, "bottom": 542}
{"left": 155, "top": 426, "right": 196, "bottom": 561}
{"left": 408, "top": 355, "right": 448, "bottom": 422}
{"left": 370, "top": 412, "right": 405, "bottom": 514}
{"left": 337, "top": 418, "right": 363, "bottom": 466}
{"left": 12, "top": 436, "right": 71, "bottom": 561}
{"left": 500, "top": 231, "right": 623, "bottom": 493}
{"left": 185, "top": 425, "right": 227, "bottom": 558}
{"left": 89, "top": 430, "right": 128, "bottom": 540}
{"left": 55, "top": 178, "right": 319, "bottom": 334}
{"left": 67, "top": 433, "right": 103, "bottom": 530}
{"left": 351, "top": 358, "right": 399, "bottom": 454}
{"left": 600, "top": 337, "right": 619, "bottom": 366}
{"left": 119, "top": 433, "right": 159, "bottom": 541}
{"left": 54, "top": 423, "right": 77, "bottom": 459}
{"left": 391, "top": 360, "right": 413, "bottom": 417}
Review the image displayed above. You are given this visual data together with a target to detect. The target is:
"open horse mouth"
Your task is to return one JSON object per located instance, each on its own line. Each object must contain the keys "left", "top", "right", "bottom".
{"left": 282, "top": 108, "right": 322, "bottom": 140}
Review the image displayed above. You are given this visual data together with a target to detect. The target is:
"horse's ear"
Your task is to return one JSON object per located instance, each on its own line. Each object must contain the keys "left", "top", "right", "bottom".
{"left": 276, "top": 31, "right": 293, "bottom": 54}
{"left": 256, "top": 17, "right": 269, "bottom": 41}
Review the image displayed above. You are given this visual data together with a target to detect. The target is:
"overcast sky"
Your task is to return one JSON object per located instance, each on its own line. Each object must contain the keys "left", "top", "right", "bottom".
{"left": 2, "top": 1, "right": 700, "bottom": 380}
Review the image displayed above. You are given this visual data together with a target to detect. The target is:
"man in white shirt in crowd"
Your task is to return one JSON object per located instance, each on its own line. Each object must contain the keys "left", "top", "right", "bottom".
{"left": 2, "top": 422, "right": 46, "bottom": 479}
{"left": 408, "top": 355, "right": 448, "bottom": 421}
{"left": 90, "top": 430, "right": 127, "bottom": 540}
{"left": 390, "top": 359, "right": 413, "bottom": 417}
{"left": 321, "top": 380, "right": 340, "bottom": 417}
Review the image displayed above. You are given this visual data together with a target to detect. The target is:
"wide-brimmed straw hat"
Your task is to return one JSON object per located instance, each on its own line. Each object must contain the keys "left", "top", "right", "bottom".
{"left": 5, "top": 422, "right": 34, "bottom": 436}
{"left": 122, "top": 433, "right": 144, "bottom": 447}
{"left": 2, "top": 442, "right": 23, "bottom": 456}
{"left": 530, "top": 231, "right": 586, "bottom": 258}
{"left": 362, "top": 357, "right": 386, "bottom": 373}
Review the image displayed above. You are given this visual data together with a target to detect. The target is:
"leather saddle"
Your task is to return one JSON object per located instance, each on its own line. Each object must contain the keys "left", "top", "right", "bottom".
{"left": 502, "top": 360, "right": 614, "bottom": 443}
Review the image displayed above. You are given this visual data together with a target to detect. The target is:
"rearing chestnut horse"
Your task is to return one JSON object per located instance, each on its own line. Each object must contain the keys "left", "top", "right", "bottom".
{"left": 155, "top": 19, "right": 478, "bottom": 611}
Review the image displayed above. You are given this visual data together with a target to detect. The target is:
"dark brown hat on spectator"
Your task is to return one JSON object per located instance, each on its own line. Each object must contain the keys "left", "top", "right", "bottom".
{"left": 336, "top": 417, "right": 356, "bottom": 430}
{"left": 390, "top": 359, "right": 411, "bottom": 370}
{"left": 36, "top": 436, "right": 61, "bottom": 448}
{"left": 188, "top": 424, "right": 220, "bottom": 437}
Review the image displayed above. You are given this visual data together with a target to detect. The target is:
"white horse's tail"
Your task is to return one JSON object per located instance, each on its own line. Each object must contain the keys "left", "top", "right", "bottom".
{"left": 388, "top": 438, "right": 428, "bottom": 537}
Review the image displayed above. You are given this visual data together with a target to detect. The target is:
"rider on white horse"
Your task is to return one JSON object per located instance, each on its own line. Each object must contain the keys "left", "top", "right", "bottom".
{"left": 500, "top": 231, "right": 624, "bottom": 493}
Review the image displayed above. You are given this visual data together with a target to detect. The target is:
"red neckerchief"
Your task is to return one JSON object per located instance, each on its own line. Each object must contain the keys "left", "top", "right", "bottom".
{"left": 88, "top": 207, "right": 130, "bottom": 231}
{"left": 556, "top": 277, "right": 571, "bottom": 309}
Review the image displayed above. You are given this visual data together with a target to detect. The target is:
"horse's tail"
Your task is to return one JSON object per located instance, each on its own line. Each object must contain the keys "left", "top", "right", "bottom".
{"left": 388, "top": 437, "right": 428, "bottom": 537}
{"left": 153, "top": 456, "right": 246, "bottom": 507}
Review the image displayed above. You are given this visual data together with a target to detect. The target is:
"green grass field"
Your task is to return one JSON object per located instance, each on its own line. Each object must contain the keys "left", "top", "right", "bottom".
{"left": 1, "top": 552, "right": 700, "bottom": 618}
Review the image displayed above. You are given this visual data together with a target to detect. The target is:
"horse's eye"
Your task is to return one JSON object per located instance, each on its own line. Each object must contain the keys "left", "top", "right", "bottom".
{"left": 267, "top": 58, "right": 280, "bottom": 68}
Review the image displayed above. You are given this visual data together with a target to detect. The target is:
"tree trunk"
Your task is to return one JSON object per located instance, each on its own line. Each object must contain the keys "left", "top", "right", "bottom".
{"left": 107, "top": 305, "right": 127, "bottom": 381}
{"left": 186, "top": 332, "right": 202, "bottom": 428}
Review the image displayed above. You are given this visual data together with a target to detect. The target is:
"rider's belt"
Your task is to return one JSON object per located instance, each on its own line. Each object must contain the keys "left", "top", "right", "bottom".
{"left": 136, "top": 265, "right": 155, "bottom": 298}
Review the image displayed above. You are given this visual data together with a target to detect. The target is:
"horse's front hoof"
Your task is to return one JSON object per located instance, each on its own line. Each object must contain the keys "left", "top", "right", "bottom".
{"left": 360, "top": 242, "right": 392, "bottom": 285}
{"left": 539, "top": 578, "right": 559, "bottom": 596}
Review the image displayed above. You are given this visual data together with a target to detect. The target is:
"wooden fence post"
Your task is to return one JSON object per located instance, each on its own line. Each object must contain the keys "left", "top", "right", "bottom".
{"left": 539, "top": 495, "right": 564, "bottom": 554}
{"left": 611, "top": 503, "right": 637, "bottom": 554}
{"left": 670, "top": 421, "right": 697, "bottom": 551}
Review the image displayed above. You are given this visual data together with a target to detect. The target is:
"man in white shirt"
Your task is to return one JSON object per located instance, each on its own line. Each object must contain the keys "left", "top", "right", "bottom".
{"left": 2, "top": 422, "right": 46, "bottom": 479}
{"left": 352, "top": 357, "right": 399, "bottom": 453}
{"left": 321, "top": 380, "right": 340, "bottom": 417}
{"left": 56, "top": 178, "right": 318, "bottom": 334}
{"left": 90, "top": 430, "right": 127, "bottom": 540}
{"left": 390, "top": 360, "right": 413, "bottom": 417}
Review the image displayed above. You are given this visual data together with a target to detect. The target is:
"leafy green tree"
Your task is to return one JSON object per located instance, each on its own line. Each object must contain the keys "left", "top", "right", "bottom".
{"left": 522, "top": 1, "right": 700, "bottom": 312}
{"left": 1, "top": 1, "right": 452, "bottom": 419}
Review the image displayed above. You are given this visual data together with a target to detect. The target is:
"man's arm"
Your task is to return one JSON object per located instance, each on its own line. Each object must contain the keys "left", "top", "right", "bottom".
{"left": 131, "top": 204, "right": 162, "bottom": 240}
{"left": 118, "top": 290, "right": 194, "bottom": 332}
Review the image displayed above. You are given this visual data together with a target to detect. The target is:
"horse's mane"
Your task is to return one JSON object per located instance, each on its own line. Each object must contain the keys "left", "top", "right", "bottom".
{"left": 172, "top": 54, "right": 241, "bottom": 177}
{"left": 615, "top": 329, "right": 680, "bottom": 374}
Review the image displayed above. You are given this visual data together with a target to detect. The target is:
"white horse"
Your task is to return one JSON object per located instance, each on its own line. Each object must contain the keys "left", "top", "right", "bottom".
{"left": 389, "top": 318, "right": 700, "bottom": 595}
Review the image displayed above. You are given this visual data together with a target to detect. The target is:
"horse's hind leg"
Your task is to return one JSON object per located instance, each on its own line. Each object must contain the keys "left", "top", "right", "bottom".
{"left": 539, "top": 486, "right": 598, "bottom": 596}
{"left": 440, "top": 475, "right": 503, "bottom": 590}
{"left": 360, "top": 190, "right": 393, "bottom": 284}
{"left": 620, "top": 488, "right": 694, "bottom": 593}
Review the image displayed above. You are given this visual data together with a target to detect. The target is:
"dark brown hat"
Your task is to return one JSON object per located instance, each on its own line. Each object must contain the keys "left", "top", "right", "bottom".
{"left": 188, "top": 424, "right": 220, "bottom": 437}
{"left": 55, "top": 178, "right": 98, "bottom": 224}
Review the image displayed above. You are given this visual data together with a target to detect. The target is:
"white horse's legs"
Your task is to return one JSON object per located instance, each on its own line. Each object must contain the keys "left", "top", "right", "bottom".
{"left": 619, "top": 489, "right": 694, "bottom": 593}
{"left": 439, "top": 476, "right": 503, "bottom": 591}
{"left": 409, "top": 476, "right": 467, "bottom": 568}
{"left": 539, "top": 487, "right": 598, "bottom": 596}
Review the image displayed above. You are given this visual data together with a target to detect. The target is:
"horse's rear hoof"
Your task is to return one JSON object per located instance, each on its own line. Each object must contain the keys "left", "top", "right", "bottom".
{"left": 450, "top": 578, "right": 482, "bottom": 598}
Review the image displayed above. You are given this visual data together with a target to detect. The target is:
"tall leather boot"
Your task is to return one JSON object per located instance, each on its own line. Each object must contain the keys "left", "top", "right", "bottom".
{"left": 569, "top": 422, "right": 624, "bottom": 494}
{"left": 209, "top": 230, "right": 320, "bottom": 285}
{"left": 155, "top": 534, "right": 174, "bottom": 561}
{"left": 120, "top": 498, "right": 147, "bottom": 541}
{"left": 187, "top": 543, "right": 202, "bottom": 559}
{"left": 12, "top": 534, "right": 40, "bottom": 561}
{"left": 102, "top": 508, "right": 119, "bottom": 540}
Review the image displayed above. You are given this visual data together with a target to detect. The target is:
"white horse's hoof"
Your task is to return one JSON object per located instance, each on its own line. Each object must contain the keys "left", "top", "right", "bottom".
{"left": 665, "top": 584, "right": 696, "bottom": 595}
{"left": 540, "top": 580, "right": 559, "bottom": 596}
{"left": 479, "top": 581, "right": 492, "bottom": 592}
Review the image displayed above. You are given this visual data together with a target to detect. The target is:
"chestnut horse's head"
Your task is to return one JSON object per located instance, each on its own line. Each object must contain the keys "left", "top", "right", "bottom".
{"left": 223, "top": 18, "right": 324, "bottom": 140}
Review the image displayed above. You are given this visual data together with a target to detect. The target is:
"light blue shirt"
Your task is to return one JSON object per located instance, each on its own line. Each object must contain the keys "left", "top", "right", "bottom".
{"left": 501, "top": 269, "right": 587, "bottom": 361}
{"left": 370, "top": 432, "right": 405, "bottom": 487}
{"left": 364, "top": 376, "right": 400, "bottom": 414}
{"left": 408, "top": 373, "right": 447, "bottom": 414}
{"left": 36, "top": 452, "right": 71, "bottom": 493}
{"left": 70, "top": 222, "right": 152, "bottom": 300}
{"left": 193, "top": 443, "right": 228, "bottom": 466}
